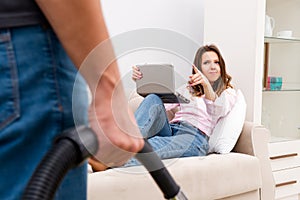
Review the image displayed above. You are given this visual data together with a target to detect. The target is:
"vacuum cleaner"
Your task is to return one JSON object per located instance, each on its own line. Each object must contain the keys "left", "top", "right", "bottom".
{"left": 22, "top": 126, "right": 188, "bottom": 200}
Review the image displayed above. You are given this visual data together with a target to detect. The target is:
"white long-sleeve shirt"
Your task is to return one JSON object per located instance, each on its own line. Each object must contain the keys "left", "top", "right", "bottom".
{"left": 164, "top": 84, "right": 237, "bottom": 137}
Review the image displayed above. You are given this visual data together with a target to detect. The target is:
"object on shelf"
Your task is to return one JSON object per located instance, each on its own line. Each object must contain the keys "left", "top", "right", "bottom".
{"left": 265, "top": 15, "right": 275, "bottom": 37}
{"left": 266, "top": 76, "right": 282, "bottom": 91}
{"left": 277, "top": 30, "right": 293, "bottom": 38}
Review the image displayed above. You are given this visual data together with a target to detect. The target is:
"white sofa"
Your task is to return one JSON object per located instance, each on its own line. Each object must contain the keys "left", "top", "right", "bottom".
{"left": 87, "top": 93, "right": 275, "bottom": 200}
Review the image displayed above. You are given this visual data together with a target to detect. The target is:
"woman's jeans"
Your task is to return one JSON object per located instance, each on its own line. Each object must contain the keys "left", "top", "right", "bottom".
{"left": 0, "top": 25, "right": 88, "bottom": 200}
{"left": 125, "top": 94, "right": 209, "bottom": 167}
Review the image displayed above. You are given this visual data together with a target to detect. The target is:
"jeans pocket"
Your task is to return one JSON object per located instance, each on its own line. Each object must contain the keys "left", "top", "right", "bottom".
{"left": 0, "top": 31, "right": 20, "bottom": 131}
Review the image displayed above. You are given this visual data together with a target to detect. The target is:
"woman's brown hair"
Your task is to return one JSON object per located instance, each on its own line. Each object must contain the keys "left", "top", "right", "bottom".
{"left": 191, "top": 44, "right": 233, "bottom": 97}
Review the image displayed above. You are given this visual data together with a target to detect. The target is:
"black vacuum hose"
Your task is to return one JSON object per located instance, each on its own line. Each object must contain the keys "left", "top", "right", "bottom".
{"left": 22, "top": 127, "right": 187, "bottom": 200}
{"left": 22, "top": 126, "right": 98, "bottom": 200}
{"left": 136, "top": 140, "right": 188, "bottom": 200}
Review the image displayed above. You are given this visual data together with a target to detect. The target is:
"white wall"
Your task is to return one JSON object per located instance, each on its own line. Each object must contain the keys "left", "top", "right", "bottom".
{"left": 101, "top": 0, "right": 204, "bottom": 93}
{"left": 101, "top": 0, "right": 266, "bottom": 123}
{"left": 203, "top": 0, "right": 266, "bottom": 123}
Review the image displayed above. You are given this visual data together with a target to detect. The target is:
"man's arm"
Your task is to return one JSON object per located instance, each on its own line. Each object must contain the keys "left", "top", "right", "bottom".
{"left": 35, "top": 0, "right": 144, "bottom": 167}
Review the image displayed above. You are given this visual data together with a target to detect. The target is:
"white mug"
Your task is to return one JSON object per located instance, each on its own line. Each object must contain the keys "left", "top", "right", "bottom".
{"left": 277, "top": 30, "right": 293, "bottom": 38}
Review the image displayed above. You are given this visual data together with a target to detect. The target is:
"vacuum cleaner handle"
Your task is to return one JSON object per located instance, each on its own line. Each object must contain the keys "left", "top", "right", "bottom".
{"left": 22, "top": 126, "right": 98, "bottom": 200}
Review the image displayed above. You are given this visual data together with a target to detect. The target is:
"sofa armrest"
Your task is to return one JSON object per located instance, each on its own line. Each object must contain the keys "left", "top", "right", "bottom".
{"left": 233, "top": 121, "right": 275, "bottom": 200}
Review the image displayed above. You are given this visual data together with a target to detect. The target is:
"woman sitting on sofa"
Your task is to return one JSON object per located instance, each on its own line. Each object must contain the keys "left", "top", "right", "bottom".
{"left": 123, "top": 44, "right": 237, "bottom": 167}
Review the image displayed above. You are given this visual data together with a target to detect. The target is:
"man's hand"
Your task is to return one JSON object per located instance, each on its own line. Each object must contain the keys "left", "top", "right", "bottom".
{"left": 36, "top": 0, "right": 145, "bottom": 167}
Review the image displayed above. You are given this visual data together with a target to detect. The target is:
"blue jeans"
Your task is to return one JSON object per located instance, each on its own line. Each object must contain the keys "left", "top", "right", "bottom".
{"left": 0, "top": 25, "right": 89, "bottom": 200}
{"left": 125, "top": 94, "right": 209, "bottom": 167}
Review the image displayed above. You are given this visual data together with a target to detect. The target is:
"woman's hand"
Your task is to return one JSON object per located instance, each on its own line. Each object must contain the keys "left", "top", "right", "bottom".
{"left": 132, "top": 65, "right": 143, "bottom": 81}
{"left": 190, "top": 65, "right": 217, "bottom": 101}
{"left": 189, "top": 65, "right": 210, "bottom": 87}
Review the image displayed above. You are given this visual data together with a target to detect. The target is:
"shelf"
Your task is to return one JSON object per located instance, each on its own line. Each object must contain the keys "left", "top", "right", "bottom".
{"left": 263, "top": 82, "right": 300, "bottom": 92}
{"left": 263, "top": 89, "right": 300, "bottom": 92}
{"left": 264, "top": 36, "right": 300, "bottom": 43}
{"left": 270, "top": 136, "right": 300, "bottom": 143}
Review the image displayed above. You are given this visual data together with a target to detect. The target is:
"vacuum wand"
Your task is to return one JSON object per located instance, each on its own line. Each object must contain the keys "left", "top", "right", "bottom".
{"left": 22, "top": 127, "right": 188, "bottom": 200}
{"left": 135, "top": 140, "right": 188, "bottom": 200}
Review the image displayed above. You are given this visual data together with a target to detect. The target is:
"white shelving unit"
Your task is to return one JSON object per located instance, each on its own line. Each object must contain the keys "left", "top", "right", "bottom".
{"left": 263, "top": 1, "right": 300, "bottom": 199}
{"left": 262, "top": 1, "right": 300, "bottom": 140}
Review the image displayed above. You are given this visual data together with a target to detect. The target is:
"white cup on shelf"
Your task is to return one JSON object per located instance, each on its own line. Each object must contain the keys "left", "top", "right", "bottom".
{"left": 277, "top": 30, "right": 293, "bottom": 38}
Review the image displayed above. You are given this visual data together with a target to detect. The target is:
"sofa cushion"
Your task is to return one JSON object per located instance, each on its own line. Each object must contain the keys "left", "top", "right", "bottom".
{"left": 209, "top": 89, "right": 247, "bottom": 154}
{"left": 88, "top": 153, "right": 261, "bottom": 200}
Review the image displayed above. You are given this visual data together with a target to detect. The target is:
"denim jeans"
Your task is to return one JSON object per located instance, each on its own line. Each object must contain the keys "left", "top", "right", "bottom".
{"left": 124, "top": 94, "right": 209, "bottom": 167}
{"left": 0, "top": 25, "right": 89, "bottom": 200}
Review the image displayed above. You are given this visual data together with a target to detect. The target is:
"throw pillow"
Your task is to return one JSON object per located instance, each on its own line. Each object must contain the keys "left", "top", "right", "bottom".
{"left": 208, "top": 89, "right": 247, "bottom": 154}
